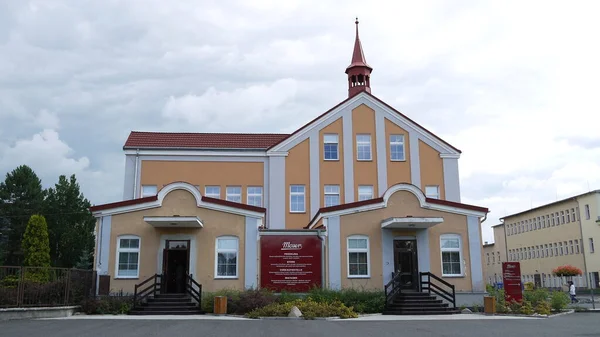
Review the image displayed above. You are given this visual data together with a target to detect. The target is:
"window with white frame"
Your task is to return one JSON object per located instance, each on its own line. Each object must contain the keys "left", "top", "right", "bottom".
{"left": 440, "top": 234, "right": 463, "bottom": 276}
{"left": 116, "top": 236, "right": 140, "bottom": 278}
{"left": 569, "top": 240, "right": 574, "bottom": 254}
{"left": 347, "top": 235, "right": 369, "bottom": 277}
{"left": 590, "top": 238, "right": 595, "bottom": 253}
{"left": 215, "top": 236, "right": 238, "bottom": 278}
{"left": 358, "top": 185, "right": 374, "bottom": 201}
{"left": 205, "top": 186, "right": 221, "bottom": 198}
{"left": 356, "top": 134, "right": 372, "bottom": 161}
{"left": 323, "top": 134, "right": 339, "bottom": 160}
{"left": 576, "top": 240, "right": 580, "bottom": 254}
{"left": 571, "top": 208, "right": 576, "bottom": 222}
{"left": 324, "top": 185, "right": 340, "bottom": 207}
{"left": 247, "top": 186, "right": 263, "bottom": 207}
{"left": 425, "top": 185, "right": 440, "bottom": 199}
{"left": 585, "top": 204, "right": 591, "bottom": 220}
{"left": 290, "top": 185, "right": 306, "bottom": 213}
{"left": 141, "top": 185, "right": 157, "bottom": 197}
{"left": 226, "top": 186, "right": 242, "bottom": 203}
{"left": 389, "top": 134, "right": 406, "bottom": 161}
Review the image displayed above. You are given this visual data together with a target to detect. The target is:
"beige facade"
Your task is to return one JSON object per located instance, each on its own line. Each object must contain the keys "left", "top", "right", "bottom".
{"left": 497, "top": 190, "right": 600, "bottom": 289}
{"left": 483, "top": 224, "right": 506, "bottom": 285}
{"left": 577, "top": 192, "right": 600, "bottom": 288}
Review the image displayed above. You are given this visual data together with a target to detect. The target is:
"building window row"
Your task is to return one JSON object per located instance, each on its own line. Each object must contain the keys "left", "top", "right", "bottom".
{"left": 486, "top": 251, "right": 502, "bottom": 265}
{"left": 346, "top": 234, "right": 464, "bottom": 278}
{"left": 506, "top": 206, "right": 580, "bottom": 236}
{"left": 141, "top": 184, "right": 264, "bottom": 207}
{"left": 508, "top": 239, "right": 582, "bottom": 261}
{"left": 115, "top": 235, "right": 239, "bottom": 279}
{"left": 322, "top": 133, "right": 406, "bottom": 162}
{"left": 290, "top": 184, "right": 377, "bottom": 212}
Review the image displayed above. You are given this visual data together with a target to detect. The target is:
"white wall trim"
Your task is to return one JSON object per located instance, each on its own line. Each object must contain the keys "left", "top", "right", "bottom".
{"left": 342, "top": 109, "right": 355, "bottom": 203}
{"left": 307, "top": 183, "right": 487, "bottom": 228}
{"left": 92, "top": 181, "right": 266, "bottom": 218}
{"left": 157, "top": 233, "right": 197, "bottom": 279}
{"left": 124, "top": 149, "right": 268, "bottom": 157}
{"left": 375, "top": 113, "right": 387, "bottom": 197}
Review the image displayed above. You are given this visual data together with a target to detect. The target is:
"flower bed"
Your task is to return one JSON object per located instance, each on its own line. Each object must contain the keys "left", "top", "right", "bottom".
{"left": 485, "top": 284, "right": 571, "bottom": 317}
{"left": 245, "top": 298, "right": 358, "bottom": 319}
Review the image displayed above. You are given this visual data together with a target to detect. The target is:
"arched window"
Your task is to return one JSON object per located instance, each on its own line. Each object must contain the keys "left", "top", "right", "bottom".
{"left": 347, "top": 235, "right": 370, "bottom": 277}
{"left": 440, "top": 234, "right": 463, "bottom": 277}
{"left": 115, "top": 235, "right": 141, "bottom": 278}
{"left": 215, "top": 236, "right": 239, "bottom": 278}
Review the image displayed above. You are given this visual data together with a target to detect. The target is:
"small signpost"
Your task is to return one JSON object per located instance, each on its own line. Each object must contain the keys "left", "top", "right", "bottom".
{"left": 502, "top": 262, "right": 523, "bottom": 303}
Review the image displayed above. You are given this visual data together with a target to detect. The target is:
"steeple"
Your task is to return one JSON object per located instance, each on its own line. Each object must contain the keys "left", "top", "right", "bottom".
{"left": 345, "top": 18, "right": 373, "bottom": 97}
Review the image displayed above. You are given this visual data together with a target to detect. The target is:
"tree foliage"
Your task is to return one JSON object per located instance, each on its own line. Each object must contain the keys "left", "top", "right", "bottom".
{"left": 44, "top": 174, "right": 95, "bottom": 268}
{"left": 0, "top": 165, "right": 46, "bottom": 265}
{"left": 22, "top": 214, "right": 51, "bottom": 268}
{"left": 0, "top": 165, "right": 96, "bottom": 269}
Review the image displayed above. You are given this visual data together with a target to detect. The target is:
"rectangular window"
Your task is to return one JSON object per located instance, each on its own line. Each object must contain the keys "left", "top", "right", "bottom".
{"left": 497, "top": 251, "right": 501, "bottom": 263}
{"left": 576, "top": 240, "right": 580, "bottom": 254}
{"left": 590, "top": 238, "right": 595, "bottom": 253}
{"left": 323, "top": 134, "right": 339, "bottom": 160}
{"left": 561, "top": 211, "right": 565, "bottom": 224}
{"left": 545, "top": 244, "right": 549, "bottom": 257}
{"left": 559, "top": 242, "right": 564, "bottom": 255}
{"left": 569, "top": 240, "right": 574, "bottom": 255}
{"left": 585, "top": 205, "right": 591, "bottom": 220}
{"left": 441, "top": 235, "right": 463, "bottom": 276}
{"left": 347, "top": 236, "right": 369, "bottom": 277}
{"left": 389, "top": 134, "right": 406, "bottom": 161}
{"left": 324, "top": 185, "right": 340, "bottom": 207}
{"left": 247, "top": 186, "right": 263, "bottom": 207}
{"left": 356, "top": 134, "right": 372, "bottom": 161}
{"left": 141, "top": 185, "right": 157, "bottom": 197}
{"left": 554, "top": 243, "right": 558, "bottom": 256}
{"left": 571, "top": 208, "right": 576, "bottom": 222}
{"left": 116, "top": 236, "right": 140, "bottom": 278}
{"left": 204, "top": 186, "right": 220, "bottom": 198}
{"left": 358, "top": 185, "right": 374, "bottom": 201}
{"left": 226, "top": 186, "right": 242, "bottom": 203}
{"left": 290, "top": 185, "right": 306, "bottom": 213}
{"left": 215, "top": 237, "right": 238, "bottom": 278}
{"left": 425, "top": 185, "right": 440, "bottom": 199}
{"left": 566, "top": 212, "right": 571, "bottom": 223}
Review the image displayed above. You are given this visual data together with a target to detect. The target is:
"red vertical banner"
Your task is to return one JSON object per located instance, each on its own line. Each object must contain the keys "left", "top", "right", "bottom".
{"left": 502, "top": 262, "right": 523, "bottom": 303}
{"left": 260, "top": 235, "right": 323, "bottom": 292}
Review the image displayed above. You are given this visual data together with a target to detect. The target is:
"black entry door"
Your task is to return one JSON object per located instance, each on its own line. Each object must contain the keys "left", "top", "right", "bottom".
{"left": 394, "top": 240, "right": 419, "bottom": 291}
{"left": 162, "top": 240, "right": 190, "bottom": 294}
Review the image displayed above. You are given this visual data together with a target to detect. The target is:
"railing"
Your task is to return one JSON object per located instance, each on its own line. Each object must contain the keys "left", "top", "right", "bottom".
{"left": 0, "top": 266, "right": 96, "bottom": 308}
{"left": 133, "top": 274, "right": 161, "bottom": 309}
{"left": 185, "top": 274, "right": 202, "bottom": 309}
{"left": 420, "top": 272, "right": 456, "bottom": 308}
{"left": 384, "top": 271, "right": 404, "bottom": 305}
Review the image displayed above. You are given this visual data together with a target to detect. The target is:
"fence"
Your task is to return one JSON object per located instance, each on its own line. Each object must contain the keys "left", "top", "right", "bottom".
{"left": 0, "top": 266, "right": 96, "bottom": 308}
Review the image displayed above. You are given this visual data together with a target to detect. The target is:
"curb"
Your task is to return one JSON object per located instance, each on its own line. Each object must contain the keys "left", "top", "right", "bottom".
{"left": 0, "top": 306, "right": 80, "bottom": 321}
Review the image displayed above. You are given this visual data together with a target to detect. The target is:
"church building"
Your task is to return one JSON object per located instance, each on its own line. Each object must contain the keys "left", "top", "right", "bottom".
{"left": 90, "top": 20, "right": 489, "bottom": 310}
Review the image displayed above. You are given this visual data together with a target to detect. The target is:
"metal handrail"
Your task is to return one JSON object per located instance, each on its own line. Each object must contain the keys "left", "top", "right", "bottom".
{"left": 419, "top": 272, "right": 456, "bottom": 308}
{"left": 384, "top": 271, "right": 404, "bottom": 305}
{"left": 184, "top": 274, "right": 202, "bottom": 309}
{"left": 133, "top": 274, "right": 161, "bottom": 309}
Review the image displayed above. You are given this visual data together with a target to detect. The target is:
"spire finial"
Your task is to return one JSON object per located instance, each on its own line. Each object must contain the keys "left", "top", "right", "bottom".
{"left": 345, "top": 18, "right": 373, "bottom": 97}
{"left": 355, "top": 17, "right": 359, "bottom": 25}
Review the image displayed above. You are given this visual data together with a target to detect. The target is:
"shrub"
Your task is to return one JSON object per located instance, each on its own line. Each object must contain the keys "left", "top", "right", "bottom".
{"left": 81, "top": 296, "right": 133, "bottom": 315}
{"left": 550, "top": 291, "right": 570, "bottom": 311}
{"left": 306, "top": 288, "right": 384, "bottom": 314}
{"left": 201, "top": 289, "right": 242, "bottom": 314}
{"left": 245, "top": 298, "right": 358, "bottom": 319}
{"left": 519, "top": 300, "right": 534, "bottom": 315}
{"left": 535, "top": 301, "right": 552, "bottom": 315}
{"left": 22, "top": 215, "right": 51, "bottom": 283}
{"left": 524, "top": 288, "right": 549, "bottom": 307}
{"left": 234, "top": 288, "right": 277, "bottom": 314}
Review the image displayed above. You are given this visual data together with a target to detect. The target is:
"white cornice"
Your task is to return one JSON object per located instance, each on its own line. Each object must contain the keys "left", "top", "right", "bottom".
{"left": 307, "top": 183, "right": 487, "bottom": 229}
{"left": 123, "top": 149, "right": 268, "bottom": 157}
{"left": 440, "top": 153, "right": 461, "bottom": 159}
{"left": 92, "top": 182, "right": 265, "bottom": 218}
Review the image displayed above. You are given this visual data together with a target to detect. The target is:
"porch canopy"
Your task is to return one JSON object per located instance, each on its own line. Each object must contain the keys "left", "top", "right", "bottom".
{"left": 381, "top": 216, "right": 443, "bottom": 229}
{"left": 143, "top": 216, "right": 204, "bottom": 228}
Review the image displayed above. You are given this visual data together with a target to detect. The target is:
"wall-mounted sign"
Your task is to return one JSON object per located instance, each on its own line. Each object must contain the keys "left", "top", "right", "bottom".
{"left": 502, "top": 262, "right": 523, "bottom": 303}
{"left": 260, "top": 235, "right": 322, "bottom": 292}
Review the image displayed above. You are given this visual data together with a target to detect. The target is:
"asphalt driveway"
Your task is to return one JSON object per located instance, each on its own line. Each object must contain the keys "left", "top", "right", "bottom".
{"left": 1, "top": 313, "right": 599, "bottom": 337}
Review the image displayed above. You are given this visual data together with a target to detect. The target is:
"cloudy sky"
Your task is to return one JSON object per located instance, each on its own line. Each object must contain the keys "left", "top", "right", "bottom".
{"left": 1, "top": 0, "right": 599, "bottom": 242}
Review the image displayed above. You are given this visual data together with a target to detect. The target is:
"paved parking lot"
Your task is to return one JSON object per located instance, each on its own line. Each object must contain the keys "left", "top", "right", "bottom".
{"left": 1, "top": 313, "right": 599, "bottom": 337}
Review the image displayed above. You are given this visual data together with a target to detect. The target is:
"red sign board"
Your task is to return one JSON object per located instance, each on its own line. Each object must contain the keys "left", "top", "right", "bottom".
{"left": 502, "top": 262, "right": 523, "bottom": 303}
{"left": 260, "top": 235, "right": 322, "bottom": 292}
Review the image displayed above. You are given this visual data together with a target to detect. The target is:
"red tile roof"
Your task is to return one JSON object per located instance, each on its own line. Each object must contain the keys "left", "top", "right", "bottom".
{"left": 123, "top": 131, "right": 290, "bottom": 150}
{"left": 89, "top": 194, "right": 266, "bottom": 214}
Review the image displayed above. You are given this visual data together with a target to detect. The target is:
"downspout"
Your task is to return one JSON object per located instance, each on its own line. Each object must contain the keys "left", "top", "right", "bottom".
{"left": 133, "top": 148, "right": 139, "bottom": 198}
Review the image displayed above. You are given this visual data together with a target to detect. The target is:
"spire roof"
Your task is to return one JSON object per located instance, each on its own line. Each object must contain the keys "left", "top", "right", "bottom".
{"left": 346, "top": 18, "right": 372, "bottom": 72}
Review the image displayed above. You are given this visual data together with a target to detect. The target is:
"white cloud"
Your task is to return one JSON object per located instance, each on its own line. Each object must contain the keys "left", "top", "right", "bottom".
{"left": 0, "top": 0, "right": 600, "bottom": 243}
